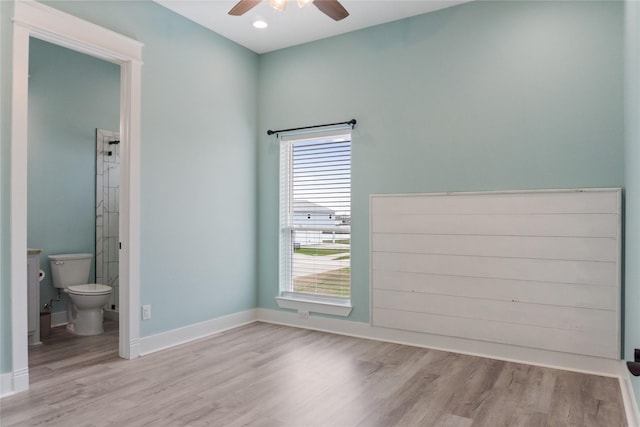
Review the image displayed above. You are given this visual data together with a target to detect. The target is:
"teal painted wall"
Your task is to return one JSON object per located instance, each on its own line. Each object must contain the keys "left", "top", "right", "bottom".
{"left": 625, "top": 0, "right": 640, "bottom": 409}
{"left": 257, "top": 1, "right": 624, "bottom": 322}
{"left": 27, "top": 38, "right": 120, "bottom": 315}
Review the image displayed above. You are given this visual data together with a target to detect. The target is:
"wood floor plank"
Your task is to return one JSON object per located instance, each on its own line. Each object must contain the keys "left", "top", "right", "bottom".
{"left": 0, "top": 321, "right": 627, "bottom": 426}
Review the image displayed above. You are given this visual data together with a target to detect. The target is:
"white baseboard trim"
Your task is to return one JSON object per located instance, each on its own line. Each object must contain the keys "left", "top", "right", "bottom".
{"left": 255, "top": 308, "right": 623, "bottom": 378}
{"left": 1, "top": 367, "right": 30, "bottom": 399}
{"left": 13, "top": 367, "right": 29, "bottom": 395}
{"left": 139, "top": 309, "right": 257, "bottom": 356}
{"left": 619, "top": 365, "right": 640, "bottom": 427}
{"left": 1, "top": 372, "right": 14, "bottom": 398}
{"left": 51, "top": 311, "right": 68, "bottom": 327}
{"left": 128, "top": 337, "right": 141, "bottom": 360}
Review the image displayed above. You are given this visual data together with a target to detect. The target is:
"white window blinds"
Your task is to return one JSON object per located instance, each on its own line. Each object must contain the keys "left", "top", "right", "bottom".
{"left": 280, "top": 131, "right": 351, "bottom": 301}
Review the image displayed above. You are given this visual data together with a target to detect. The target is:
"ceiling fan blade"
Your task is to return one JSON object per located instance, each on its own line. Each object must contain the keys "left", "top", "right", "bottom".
{"left": 228, "top": 0, "right": 262, "bottom": 16}
{"left": 313, "top": 0, "right": 349, "bottom": 21}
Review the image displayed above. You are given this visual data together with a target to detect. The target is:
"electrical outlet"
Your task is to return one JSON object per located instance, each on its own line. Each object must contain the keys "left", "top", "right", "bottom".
{"left": 298, "top": 310, "right": 309, "bottom": 320}
{"left": 142, "top": 304, "right": 151, "bottom": 320}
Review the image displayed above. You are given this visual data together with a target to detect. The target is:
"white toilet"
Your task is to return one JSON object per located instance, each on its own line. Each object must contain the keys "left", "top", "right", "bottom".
{"left": 49, "top": 253, "right": 112, "bottom": 336}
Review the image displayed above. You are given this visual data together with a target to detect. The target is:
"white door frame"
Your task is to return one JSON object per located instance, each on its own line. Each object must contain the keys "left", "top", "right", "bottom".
{"left": 10, "top": 0, "right": 142, "bottom": 394}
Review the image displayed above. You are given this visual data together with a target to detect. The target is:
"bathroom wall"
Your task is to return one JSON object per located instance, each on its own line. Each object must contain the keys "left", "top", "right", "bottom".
{"left": 27, "top": 38, "right": 120, "bottom": 315}
{"left": 257, "top": 0, "right": 624, "bottom": 322}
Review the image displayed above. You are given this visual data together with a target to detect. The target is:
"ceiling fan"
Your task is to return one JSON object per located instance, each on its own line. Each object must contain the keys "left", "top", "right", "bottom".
{"left": 228, "top": 0, "right": 350, "bottom": 21}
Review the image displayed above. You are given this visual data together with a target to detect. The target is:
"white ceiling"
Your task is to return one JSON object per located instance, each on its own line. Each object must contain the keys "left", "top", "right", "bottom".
{"left": 154, "top": 0, "right": 471, "bottom": 54}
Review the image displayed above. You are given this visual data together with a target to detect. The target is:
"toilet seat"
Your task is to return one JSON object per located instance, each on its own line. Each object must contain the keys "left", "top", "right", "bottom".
{"left": 66, "top": 284, "right": 112, "bottom": 296}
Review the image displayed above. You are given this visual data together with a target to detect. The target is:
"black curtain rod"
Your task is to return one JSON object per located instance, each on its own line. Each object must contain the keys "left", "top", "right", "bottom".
{"left": 267, "top": 119, "right": 356, "bottom": 136}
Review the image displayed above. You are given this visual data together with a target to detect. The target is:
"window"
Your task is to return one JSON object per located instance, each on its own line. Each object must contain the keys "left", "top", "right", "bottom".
{"left": 277, "top": 129, "right": 352, "bottom": 315}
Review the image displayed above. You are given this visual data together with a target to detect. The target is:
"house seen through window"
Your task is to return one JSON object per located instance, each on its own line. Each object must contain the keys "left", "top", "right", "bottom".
{"left": 280, "top": 131, "right": 351, "bottom": 302}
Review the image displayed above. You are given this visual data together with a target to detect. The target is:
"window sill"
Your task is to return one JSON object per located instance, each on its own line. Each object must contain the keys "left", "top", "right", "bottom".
{"left": 275, "top": 296, "right": 353, "bottom": 317}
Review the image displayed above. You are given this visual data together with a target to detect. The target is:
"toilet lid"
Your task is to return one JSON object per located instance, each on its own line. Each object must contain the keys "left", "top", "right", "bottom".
{"left": 66, "top": 284, "right": 112, "bottom": 295}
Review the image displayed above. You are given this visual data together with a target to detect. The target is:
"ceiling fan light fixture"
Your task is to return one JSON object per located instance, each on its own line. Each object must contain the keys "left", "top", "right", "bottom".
{"left": 252, "top": 18, "right": 268, "bottom": 29}
{"left": 268, "top": 0, "right": 287, "bottom": 11}
{"left": 228, "top": 0, "right": 348, "bottom": 21}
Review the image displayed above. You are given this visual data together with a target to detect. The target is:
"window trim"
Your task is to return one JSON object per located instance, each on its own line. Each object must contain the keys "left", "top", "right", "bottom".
{"left": 275, "top": 295, "right": 353, "bottom": 317}
{"left": 277, "top": 127, "right": 353, "bottom": 316}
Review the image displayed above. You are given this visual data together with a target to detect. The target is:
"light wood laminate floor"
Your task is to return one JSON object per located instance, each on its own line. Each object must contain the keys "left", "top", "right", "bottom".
{"left": 1, "top": 321, "right": 627, "bottom": 426}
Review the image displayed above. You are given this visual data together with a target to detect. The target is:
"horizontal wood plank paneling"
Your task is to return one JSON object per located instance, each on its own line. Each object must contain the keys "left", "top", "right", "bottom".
{"left": 372, "top": 234, "right": 617, "bottom": 262}
{"left": 372, "top": 213, "right": 617, "bottom": 238}
{"left": 372, "top": 290, "right": 616, "bottom": 335}
{"left": 372, "top": 308, "right": 617, "bottom": 359}
{"left": 370, "top": 189, "right": 621, "bottom": 360}
{"left": 372, "top": 271, "right": 617, "bottom": 310}
{"left": 372, "top": 252, "right": 616, "bottom": 287}
{"left": 371, "top": 190, "right": 619, "bottom": 215}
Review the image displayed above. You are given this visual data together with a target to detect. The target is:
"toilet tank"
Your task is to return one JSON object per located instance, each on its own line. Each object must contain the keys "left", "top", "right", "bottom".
{"left": 49, "top": 253, "right": 92, "bottom": 288}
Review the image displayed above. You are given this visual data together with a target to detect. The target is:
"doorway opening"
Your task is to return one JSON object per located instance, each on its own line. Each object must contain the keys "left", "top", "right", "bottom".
{"left": 10, "top": 0, "right": 142, "bottom": 394}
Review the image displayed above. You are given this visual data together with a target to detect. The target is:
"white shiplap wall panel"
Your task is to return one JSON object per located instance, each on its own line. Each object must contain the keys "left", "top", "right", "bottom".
{"left": 371, "top": 190, "right": 618, "bottom": 215}
{"left": 372, "top": 213, "right": 617, "bottom": 238}
{"left": 373, "top": 252, "right": 616, "bottom": 287}
{"left": 373, "top": 308, "right": 616, "bottom": 358}
{"left": 372, "top": 271, "right": 617, "bottom": 311}
{"left": 370, "top": 189, "right": 621, "bottom": 360}
{"left": 372, "top": 234, "right": 617, "bottom": 262}
{"left": 372, "top": 290, "right": 616, "bottom": 335}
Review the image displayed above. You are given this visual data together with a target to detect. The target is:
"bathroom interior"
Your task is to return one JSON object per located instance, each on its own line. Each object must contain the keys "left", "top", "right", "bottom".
{"left": 26, "top": 37, "right": 122, "bottom": 377}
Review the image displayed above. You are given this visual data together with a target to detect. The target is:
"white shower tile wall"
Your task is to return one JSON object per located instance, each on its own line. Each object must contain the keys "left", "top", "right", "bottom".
{"left": 96, "top": 129, "right": 120, "bottom": 312}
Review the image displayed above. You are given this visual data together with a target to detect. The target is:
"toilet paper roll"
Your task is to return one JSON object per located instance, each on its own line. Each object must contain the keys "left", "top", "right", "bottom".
{"left": 38, "top": 269, "right": 45, "bottom": 282}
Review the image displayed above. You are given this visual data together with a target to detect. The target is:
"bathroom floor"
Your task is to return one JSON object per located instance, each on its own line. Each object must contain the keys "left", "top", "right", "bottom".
{"left": 28, "top": 319, "right": 119, "bottom": 386}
